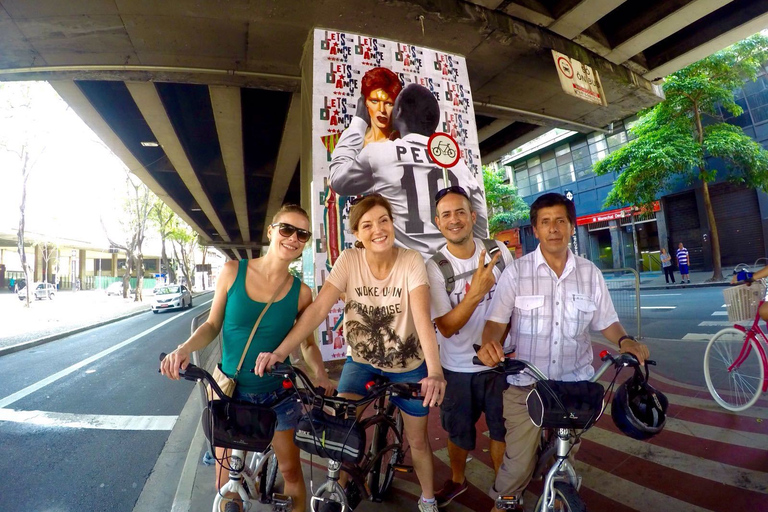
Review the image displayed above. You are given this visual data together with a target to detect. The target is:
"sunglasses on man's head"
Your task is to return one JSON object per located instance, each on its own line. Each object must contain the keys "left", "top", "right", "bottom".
{"left": 434, "top": 185, "right": 469, "bottom": 205}
{"left": 270, "top": 223, "right": 312, "bottom": 243}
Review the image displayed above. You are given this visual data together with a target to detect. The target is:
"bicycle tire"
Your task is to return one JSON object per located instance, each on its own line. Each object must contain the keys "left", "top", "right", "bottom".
{"left": 259, "top": 453, "right": 279, "bottom": 501}
{"left": 535, "top": 481, "right": 587, "bottom": 512}
{"left": 367, "top": 408, "right": 404, "bottom": 500}
{"left": 704, "top": 327, "right": 765, "bottom": 411}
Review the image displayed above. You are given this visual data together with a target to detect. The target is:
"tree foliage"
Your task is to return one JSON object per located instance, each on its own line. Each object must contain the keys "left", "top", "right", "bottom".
{"left": 149, "top": 200, "right": 178, "bottom": 285}
{"left": 483, "top": 166, "right": 529, "bottom": 236}
{"left": 168, "top": 220, "right": 198, "bottom": 289}
{"left": 593, "top": 34, "right": 768, "bottom": 280}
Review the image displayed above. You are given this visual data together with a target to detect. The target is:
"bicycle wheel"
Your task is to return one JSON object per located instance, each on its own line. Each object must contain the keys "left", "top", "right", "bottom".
{"left": 536, "top": 482, "right": 586, "bottom": 512}
{"left": 258, "top": 453, "right": 279, "bottom": 501}
{"left": 704, "top": 327, "right": 765, "bottom": 411}
{"left": 367, "top": 408, "right": 404, "bottom": 500}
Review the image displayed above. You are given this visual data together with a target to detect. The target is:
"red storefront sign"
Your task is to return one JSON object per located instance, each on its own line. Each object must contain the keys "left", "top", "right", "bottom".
{"left": 576, "top": 201, "right": 660, "bottom": 226}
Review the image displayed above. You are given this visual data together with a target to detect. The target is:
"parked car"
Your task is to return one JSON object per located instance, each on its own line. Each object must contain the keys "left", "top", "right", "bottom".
{"left": 17, "top": 282, "right": 56, "bottom": 301}
{"left": 106, "top": 282, "right": 135, "bottom": 296}
{"left": 151, "top": 285, "right": 192, "bottom": 313}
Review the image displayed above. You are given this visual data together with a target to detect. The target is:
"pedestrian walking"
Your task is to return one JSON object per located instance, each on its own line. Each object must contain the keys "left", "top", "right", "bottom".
{"left": 660, "top": 248, "right": 676, "bottom": 284}
{"left": 676, "top": 243, "right": 690, "bottom": 284}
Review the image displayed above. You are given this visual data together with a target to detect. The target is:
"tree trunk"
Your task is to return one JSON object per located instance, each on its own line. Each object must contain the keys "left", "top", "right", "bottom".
{"left": 701, "top": 178, "right": 723, "bottom": 280}
{"left": 123, "top": 253, "right": 132, "bottom": 299}
{"left": 17, "top": 149, "right": 31, "bottom": 308}
{"left": 135, "top": 254, "right": 144, "bottom": 302}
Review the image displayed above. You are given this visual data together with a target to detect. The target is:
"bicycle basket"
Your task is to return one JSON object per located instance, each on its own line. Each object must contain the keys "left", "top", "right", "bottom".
{"left": 294, "top": 407, "right": 366, "bottom": 464}
{"left": 526, "top": 380, "right": 605, "bottom": 429}
{"left": 202, "top": 399, "right": 277, "bottom": 452}
{"left": 723, "top": 283, "right": 766, "bottom": 323}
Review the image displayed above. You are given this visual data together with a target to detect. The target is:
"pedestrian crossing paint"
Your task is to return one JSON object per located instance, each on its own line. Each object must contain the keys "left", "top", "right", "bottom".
{"left": 0, "top": 408, "right": 177, "bottom": 430}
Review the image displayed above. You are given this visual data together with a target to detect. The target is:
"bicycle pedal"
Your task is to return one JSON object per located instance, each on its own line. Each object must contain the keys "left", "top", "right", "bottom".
{"left": 391, "top": 463, "right": 413, "bottom": 473}
{"left": 271, "top": 493, "right": 293, "bottom": 512}
{"left": 495, "top": 495, "right": 523, "bottom": 510}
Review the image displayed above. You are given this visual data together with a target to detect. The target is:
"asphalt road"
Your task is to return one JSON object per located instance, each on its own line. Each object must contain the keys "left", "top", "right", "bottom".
{"left": 0, "top": 298, "right": 212, "bottom": 512}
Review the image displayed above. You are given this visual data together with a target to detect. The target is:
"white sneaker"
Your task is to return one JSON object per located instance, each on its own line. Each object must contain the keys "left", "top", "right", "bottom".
{"left": 418, "top": 498, "right": 439, "bottom": 512}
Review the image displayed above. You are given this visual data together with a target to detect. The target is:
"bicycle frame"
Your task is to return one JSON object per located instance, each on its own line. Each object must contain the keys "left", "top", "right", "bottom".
{"left": 212, "top": 448, "right": 286, "bottom": 512}
{"left": 730, "top": 301, "right": 768, "bottom": 393}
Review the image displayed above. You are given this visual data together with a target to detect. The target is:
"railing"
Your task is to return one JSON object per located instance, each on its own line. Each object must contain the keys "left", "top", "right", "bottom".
{"left": 190, "top": 307, "right": 221, "bottom": 407}
{"left": 600, "top": 267, "right": 641, "bottom": 339}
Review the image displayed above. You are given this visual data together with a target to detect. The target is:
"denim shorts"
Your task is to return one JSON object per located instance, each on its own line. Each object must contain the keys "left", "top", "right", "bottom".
{"left": 336, "top": 357, "right": 429, "bottom": 417}
{"left": 234, "top": 388, "right": 302, "bottom": 431}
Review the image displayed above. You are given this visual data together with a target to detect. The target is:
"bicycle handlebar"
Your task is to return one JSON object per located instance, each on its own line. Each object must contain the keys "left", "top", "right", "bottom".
{"left": 159, "top": 352, "right": 230, "bottom": 401}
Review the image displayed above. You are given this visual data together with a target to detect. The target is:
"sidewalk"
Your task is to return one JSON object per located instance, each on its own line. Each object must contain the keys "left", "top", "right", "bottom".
{"left": 0, "top": 288, "right": 211, "bottom": 356}
{"left": 603, "top": 268, "right": 731, "bottom": 290}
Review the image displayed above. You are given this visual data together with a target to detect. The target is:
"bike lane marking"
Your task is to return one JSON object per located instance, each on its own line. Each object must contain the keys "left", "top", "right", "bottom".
{"left": 0, "top": 408, "right": 176, "bottom": 430}
{"left": 0, "top": 298, "right": 213, "bottom": 411}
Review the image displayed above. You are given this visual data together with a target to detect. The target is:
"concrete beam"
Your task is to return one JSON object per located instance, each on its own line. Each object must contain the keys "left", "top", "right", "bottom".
{"left": 478, "top": 119, "right": 513, "bottom": 142}
{"left": 209, "top": 86, "right": 249, "bottom": 245}
{"left": 126, "top": 82, "right": 231, "bottom": 242}
{"left": 643, "top": 11, "right": 768, "bottom": 81}
{"left": 48, "top": 80, "right": 211, "bottom": 243}
{"left": 481, "top": 125, "right": 551, "bottom": 165}
{"left": 605, "top": 0, "right": 732, "bottom": 65}
{"left": 549, "top": 0, "right": 627, "bottom": 40}
{"left": 262, "top": 93, "right": 302, "bottom": 244}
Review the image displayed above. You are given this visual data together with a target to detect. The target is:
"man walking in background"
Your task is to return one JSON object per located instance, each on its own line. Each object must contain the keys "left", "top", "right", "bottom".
{"left": 676, "top": 242, "right": 690, "bottom": 284}
{"left": 426, "top": 186, "right": 514, "bottom": 507}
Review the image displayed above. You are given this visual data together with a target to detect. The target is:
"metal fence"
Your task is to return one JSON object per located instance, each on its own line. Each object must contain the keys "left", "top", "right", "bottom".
{"left": 190, "top": 308, "right": 221, "bottom": 407}
{"left": 601, "top": 268, "right": 641, "bottom": 338}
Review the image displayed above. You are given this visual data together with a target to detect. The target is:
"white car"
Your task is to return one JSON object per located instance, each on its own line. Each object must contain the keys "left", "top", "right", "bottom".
{"left": 151, "top": 285, "right": 192, "bottom": 313}
{"left": 17, "top": 282, "right": 56, "bottom": 301}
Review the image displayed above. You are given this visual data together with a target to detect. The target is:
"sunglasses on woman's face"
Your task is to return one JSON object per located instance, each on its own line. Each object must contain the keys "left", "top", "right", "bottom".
{"left": 270, "top": 223, "right": 312, "bottom": 243}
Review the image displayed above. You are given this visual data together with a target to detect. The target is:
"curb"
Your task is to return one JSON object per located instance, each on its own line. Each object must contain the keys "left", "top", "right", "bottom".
{"left": 0, "top": 306, "right": 151, "bottom": 357}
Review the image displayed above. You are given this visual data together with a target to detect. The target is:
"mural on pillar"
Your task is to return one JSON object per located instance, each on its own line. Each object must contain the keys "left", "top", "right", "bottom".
{"left": 307, "top": 28, "right": 485, "bottom": 360}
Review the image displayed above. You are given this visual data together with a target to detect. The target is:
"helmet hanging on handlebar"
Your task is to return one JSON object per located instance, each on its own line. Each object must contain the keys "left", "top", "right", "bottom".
{"left": 611, "top": 366, "right": 668, "bottom": 440}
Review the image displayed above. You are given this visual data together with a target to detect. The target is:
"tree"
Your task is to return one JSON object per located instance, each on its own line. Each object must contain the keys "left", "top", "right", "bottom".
{"left": 0, "top": 83, "right": 48, "bottom": 308}
{"left": 149, "top": 200, "right": 177, "bottom": 285}
{"left": 483, "top": 166, "right": 529, "bottom": 236}
{"left": 593, "top": 34, "right": 768, "bottom": 281}
{"left": 168, "top": 220, "right": 198, "bottom": 289}
{"left": 102, "top": 172, "right": 154, "bottom": 300}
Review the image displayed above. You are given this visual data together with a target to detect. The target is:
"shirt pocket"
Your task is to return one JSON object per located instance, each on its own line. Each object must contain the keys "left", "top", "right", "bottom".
{"left": 565, "top": 294, "right": 597, "bottom": 337}
{"left": 514, "top": 295, "right": 546, "bottom": 335}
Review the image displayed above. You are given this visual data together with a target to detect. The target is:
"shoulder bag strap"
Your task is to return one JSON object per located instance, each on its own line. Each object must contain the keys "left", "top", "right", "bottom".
{"left": 233, "top": 273, "right": 293, "bottom": 379}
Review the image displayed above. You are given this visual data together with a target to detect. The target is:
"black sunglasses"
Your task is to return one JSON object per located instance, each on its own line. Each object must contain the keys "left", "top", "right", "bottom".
{"left": 434, "top": 185, "right": 469, "bottom": 205}
{"left": 270, "top": 223, "right": 312, "bottom": 243}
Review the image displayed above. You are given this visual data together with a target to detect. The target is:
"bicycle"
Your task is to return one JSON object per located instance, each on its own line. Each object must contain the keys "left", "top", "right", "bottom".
{"left": 265, "top": 362, "right": 420, "bottom": 512}
{"left": 159, "top": 353, "right": 292, "bottom": 512}
{"left": 474, "top": 350, "right": 656, "bottom": 512}
{"left": 704, "top": 276, "right": 768, "bottom": 411}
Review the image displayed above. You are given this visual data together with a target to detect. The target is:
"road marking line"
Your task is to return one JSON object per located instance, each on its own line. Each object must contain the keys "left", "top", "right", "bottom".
{"left": 0, "top": 408, "right": 177, "bottom": 430}
{"left": 642, "top": 294, "right": 682, "bottom": 297}
{"left": 0, "top": 302, "right": 211, "bottom": 409}
{"left": 640, "top": 306, "right": 676, "bottom": 310}
{"left": 434, "top": 446, "right": 495, "bottom": 497}
{"left": 712, "top": 311, "right": 728, "bottom": 316}
{"left": 698, "top": 321, "right": 744, "bottom": 327}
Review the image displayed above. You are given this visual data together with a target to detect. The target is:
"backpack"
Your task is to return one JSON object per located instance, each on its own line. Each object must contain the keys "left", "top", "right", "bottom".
{"left": 430, "top": 239, "right": 506, "bottom": 295}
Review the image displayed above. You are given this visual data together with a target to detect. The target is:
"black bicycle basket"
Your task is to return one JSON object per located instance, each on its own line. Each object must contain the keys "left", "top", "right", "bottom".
{"left": 526, "top": 380, "right": 605, "bottom": 429}
{"left": 202, "top": 399, "right": 277, "bottom": 452}
{"left": 294, "top": 406, "right": 366, "bottom": 464}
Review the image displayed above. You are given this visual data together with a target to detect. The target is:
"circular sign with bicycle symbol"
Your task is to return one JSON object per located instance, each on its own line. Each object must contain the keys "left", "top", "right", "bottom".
{"left": 427, "top": 132, "right": 461, "bottom": 168}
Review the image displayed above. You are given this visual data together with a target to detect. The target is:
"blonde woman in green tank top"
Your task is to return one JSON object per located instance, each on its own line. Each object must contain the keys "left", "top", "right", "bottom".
{"left": 160, "top": 204, "right": 333, "bottom": 512}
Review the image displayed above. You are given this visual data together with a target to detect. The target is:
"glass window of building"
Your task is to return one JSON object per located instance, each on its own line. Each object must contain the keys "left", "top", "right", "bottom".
{"left": 527, "top": 155, "right": 540, "bottom": 167}
{"left": 528, "top": 164, "right": 543, "bottom": 176}
{"left": 606, "top": 131, "right": 627, "bottom": 149}
{"left": 555, "top": 143, "right": 570, "bottom": 157}
{"left": 541, "top": 158, "right": 557, "bottom": 172}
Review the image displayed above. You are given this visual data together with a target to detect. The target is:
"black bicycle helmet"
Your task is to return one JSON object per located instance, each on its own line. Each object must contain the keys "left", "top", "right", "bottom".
{"left": 611, "top": 369, "right": 668, "bottom": 440}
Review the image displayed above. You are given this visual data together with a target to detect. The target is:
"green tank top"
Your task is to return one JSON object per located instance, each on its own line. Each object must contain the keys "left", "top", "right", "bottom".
{"left": 221, "top": 259, "right": 300, "bottom": 394}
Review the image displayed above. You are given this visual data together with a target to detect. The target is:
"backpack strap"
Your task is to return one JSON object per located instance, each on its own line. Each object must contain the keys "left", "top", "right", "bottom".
{"left": 482, "top": 239, "right": 506, "bottom": 274}
{"left": 431, "top": 239, "right": 507, "bottom": 295}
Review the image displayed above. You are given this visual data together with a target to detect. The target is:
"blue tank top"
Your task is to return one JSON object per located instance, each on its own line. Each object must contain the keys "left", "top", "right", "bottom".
{"left": 220, "top": 259, "right": 300, "bottom": 394}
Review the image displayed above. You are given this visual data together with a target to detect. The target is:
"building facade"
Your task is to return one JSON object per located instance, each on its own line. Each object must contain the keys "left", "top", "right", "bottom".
{"left": 497, "top": 73, "right": 768, "bottom": 272}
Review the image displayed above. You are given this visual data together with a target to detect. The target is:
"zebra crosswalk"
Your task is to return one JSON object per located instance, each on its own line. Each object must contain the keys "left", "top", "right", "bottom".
{"left": 381, "top": 342, "right": 768, "bottom": 512}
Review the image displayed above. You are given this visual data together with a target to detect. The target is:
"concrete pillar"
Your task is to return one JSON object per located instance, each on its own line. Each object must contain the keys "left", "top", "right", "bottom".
{"left": 576, "top": 225, "right": 589, "bottom": 259}
{"left": 79, "top": 249, "right": 86, "bottom": 282}
{"left": 112, "top": 253, "right": 118, "bottom": 277}
{"left": 34, "top": 244, "right": 42, "bottom": 282}
{"left": 755, "top": 188, "right": 768, "bottom": 258}
{"left": 609, "top": 221, "right": 621, "bottom": 270}
{"left": 657, "top": 199, "right": 669, "bottom": 252}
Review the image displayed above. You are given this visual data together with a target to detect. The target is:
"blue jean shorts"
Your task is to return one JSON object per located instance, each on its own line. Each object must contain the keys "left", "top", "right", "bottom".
{"left": 337, "top": 357, "right": 429, "bottom": 417}
{"left": 234, "top": 388, "right": 302, "bottom": 432}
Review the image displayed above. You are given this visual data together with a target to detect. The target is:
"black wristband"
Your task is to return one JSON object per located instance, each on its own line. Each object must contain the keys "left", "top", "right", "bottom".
{"left": 618, "top": 335, "right": 635, "bottom": 349}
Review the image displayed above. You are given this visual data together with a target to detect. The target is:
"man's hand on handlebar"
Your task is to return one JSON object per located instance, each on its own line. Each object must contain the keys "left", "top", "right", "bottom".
{"left": 160, "top": 345, "right": 191, "bottom": 380}
{"left": 476, "top": 340, "right": 505, "bottom": 367}
{"left": 619, "top": 338, "right": 649, "bottom": 366}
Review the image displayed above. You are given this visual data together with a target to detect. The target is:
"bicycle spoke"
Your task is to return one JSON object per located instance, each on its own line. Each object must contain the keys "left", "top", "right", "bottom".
{"left": 704, "top": 328, "right": 764, "bottom": 411}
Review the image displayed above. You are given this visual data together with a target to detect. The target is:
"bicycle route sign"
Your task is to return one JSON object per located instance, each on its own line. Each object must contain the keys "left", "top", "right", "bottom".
{"left": 427, "top": 132, "right": 461, "bottom": 168}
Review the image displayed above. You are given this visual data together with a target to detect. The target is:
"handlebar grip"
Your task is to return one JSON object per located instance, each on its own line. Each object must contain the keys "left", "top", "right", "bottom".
{"left": 473, "top": 356, "right": 484, "bottom": 366}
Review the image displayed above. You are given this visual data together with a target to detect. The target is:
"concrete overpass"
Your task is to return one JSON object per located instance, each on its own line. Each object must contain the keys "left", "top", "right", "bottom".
{"left": 1, "top": 0, "right": 766, "bottom": 259}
